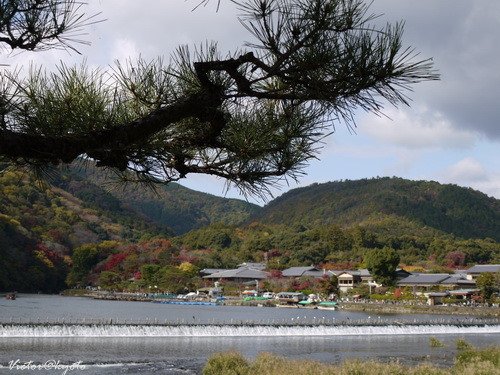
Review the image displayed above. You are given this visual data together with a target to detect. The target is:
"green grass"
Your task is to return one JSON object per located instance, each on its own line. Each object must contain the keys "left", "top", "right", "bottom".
{"left": 456, "top": 338, "right": 473, "bottom": 351}
{"left": 429, "top": 337, "right": 445, "bottom": 348}
{"left": 203, "top": 347, "right": 500, "bottom": 375}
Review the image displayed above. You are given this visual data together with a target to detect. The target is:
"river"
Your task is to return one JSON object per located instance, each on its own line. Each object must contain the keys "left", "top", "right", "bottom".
{"left": 0, "top": 294, "right": 498, "bottom": 374}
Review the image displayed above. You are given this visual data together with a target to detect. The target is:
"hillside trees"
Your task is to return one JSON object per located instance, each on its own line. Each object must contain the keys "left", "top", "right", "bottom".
{"left": 66, "top": 241, "right": 118, "bottom": 287}
{"left": 0, "top": 214, "right": 68, "bottom": 292}
{"left": 476, "top": 272, "right": 499, "bottom": 302}
{"left": 0, "top": 0, "right": 437, "bottom": 195}
{"left": 364, "top": 247, "right": 400, "bottom": 286}
{"left": 253, "top": 178, "right": 500, "bottom": 240}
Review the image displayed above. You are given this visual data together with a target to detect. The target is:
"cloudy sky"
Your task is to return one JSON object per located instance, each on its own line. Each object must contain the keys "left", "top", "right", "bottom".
{"left": 5, "top": 0, "right": 499, "bottom": 204}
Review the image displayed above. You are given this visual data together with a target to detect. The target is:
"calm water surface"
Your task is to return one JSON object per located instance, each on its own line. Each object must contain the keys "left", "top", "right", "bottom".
{"left": 0, "top": 294, "right": 498, "bottom": 374}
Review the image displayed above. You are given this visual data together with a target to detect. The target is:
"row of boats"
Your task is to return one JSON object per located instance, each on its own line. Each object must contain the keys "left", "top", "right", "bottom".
{"left": 244, "top": 292, "right": 339, "bottom": 310}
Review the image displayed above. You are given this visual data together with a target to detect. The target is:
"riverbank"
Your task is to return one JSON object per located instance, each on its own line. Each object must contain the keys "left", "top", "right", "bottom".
{"left": 62, "top": 290, "right": 499, "bottom": 318}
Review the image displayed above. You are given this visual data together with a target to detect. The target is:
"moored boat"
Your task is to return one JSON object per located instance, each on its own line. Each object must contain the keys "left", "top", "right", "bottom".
{"left": 317, "top": 301, "right": 338, "bottom": 310}
{"left": 5, "top": 292, "right": 16, "bottom": 300}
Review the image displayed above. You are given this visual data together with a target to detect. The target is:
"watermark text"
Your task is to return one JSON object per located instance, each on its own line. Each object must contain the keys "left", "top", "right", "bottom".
{"left": 6, "top": 359, "right": 86, "bottom": 375}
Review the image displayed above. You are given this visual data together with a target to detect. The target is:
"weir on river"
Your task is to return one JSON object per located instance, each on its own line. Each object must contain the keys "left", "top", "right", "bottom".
{"left": 1, "top": 323, "right": 499, "bottom": 338}
{"left": 1, "top": 317, "right": 499, "bottom": 337}
{"left": 0, "top": 316, "right": 498, "bottom": 326}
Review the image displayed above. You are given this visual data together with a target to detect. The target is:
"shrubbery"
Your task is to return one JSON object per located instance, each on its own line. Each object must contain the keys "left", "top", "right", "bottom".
{"left": 203, "top": 346, "right": 499, "bottom": 375}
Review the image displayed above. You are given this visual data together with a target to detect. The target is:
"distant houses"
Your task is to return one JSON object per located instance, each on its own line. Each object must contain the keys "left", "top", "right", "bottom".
{"left": 200, "top": 263, "right": 498, "bottom": 300}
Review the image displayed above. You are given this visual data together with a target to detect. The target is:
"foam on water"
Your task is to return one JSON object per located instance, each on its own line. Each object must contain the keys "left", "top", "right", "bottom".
{"left": 1, "top": 324, "right": 499, "bottom": 337}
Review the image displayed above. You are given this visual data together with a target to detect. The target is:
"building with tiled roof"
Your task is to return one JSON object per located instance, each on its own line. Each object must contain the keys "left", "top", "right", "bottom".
{"left": 465, "top": 264, "right": 500, "bottom": 280}
{"left": 202, "top": 267, "right": 269, "bottom": 282}
{"left": 397, "top": 273, "right": 475, "bottom": 293}
{"left": 282, "top": 266, "right": 323, "bottom": 278}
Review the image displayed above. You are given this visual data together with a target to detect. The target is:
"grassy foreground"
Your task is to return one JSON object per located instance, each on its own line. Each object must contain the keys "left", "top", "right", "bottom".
{"left": 203, "top": 346, "right": 500, "bottom": 375}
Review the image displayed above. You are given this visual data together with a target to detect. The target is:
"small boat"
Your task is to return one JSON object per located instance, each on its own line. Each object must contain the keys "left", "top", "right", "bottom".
{"left": 317, "top": 301, "right": 338, "bottom": 310}
{"left": 276, "top": 292, "right": 307, "bottom": 304}
{"left": 5, "top": 293, "right": 16, "bottom": 300}
{"left": 276, "top": 304, "right": 302, "bottom": 308}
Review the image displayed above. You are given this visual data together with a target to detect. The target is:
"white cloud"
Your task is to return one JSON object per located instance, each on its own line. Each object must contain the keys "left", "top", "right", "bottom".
{"left": 438, "top": 158, "right": 500, "bottom": 198}
{"left": 361, "top": 108, "right": 477, "bottom": 150}
{"left": 371, "top": 0, "right": 500, "bottom": 140}
{"left": 110, "top": 38, "right": 139, "bottom": 62}
{"left": 442, "top": 157, "right": 489, "bottom": 182}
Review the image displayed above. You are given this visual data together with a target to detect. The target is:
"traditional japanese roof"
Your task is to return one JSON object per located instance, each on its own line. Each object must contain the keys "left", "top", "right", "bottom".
{"left": 237, "top": 262, "right": 266, "bottom": 270}
{"left": 282, "top": 266, "right": 320, "bottom": 277}
{"left": 395, "top": 269, "right": 412, "bottom": 277}
{"left": 358, "top": 269, "right": 371, "bottom": 277}
{"left": 327, "top": 270, "right": 346, "bottom": 276}
{"left": 397, "top": 273, "right": 451, "bottom": 285}
{"left": 466, "top": 264, "right": 500, "bottom": 274}
{"left": 428, "top": 292, "right": 448, "bottom": 297}
{"left": 449, "top": 289, "right": 480, "bottom": 296}
{"left": 200, "top": 268, "right": 228, "bottom": 275}
{"left": 338, "top": 270, "right": 362, "bottom": 277}
{"left": 203, "top": 267, "right": 269, "bottom": 280}
{"left": 303, "top": 270, "right": 326, "bottom": 277}
{"left": 398, "top": 273, "right": 475, "bottom": 287}
{"left": 442, "top": 275, "right": 475, "bottom": 285}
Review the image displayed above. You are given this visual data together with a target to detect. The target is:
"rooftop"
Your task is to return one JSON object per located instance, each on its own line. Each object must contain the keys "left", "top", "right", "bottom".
{"left": 282, "top": 266, "right": 319, "bottom": 277}
{"left": 203, "top": 267, "right": 269, "bottom": 280}
{"left": 237, "top": 262, "right": 266, "bottom": 270}
{"left": 397, "top": 273, "right": 453, "bottom": 285}
{"left": 200, "top": 268, "right": 228, "bottom": 275}
{"left": 466, "top": 264, "right": 500, "bottom": 273}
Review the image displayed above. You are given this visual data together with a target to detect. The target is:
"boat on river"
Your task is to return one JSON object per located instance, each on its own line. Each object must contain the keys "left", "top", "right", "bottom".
{"left": 317, "top": 301, "right": 338, "bottom": 310}
{"left": 5, "top": 292, "right": 16, "bottom": 300}
{"left": 276, "top": 292, "right": 307, "bottom": 304}
{"left": 293, "top": 300, "right": 338, "bottom": 310}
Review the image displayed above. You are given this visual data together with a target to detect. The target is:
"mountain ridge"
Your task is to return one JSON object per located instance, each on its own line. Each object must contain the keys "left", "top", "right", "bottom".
{"left": 51, "top": 164, "right": 260, "bottom": 235}
{"left": 250, "top": 177, "right": 500, "bottom": 241}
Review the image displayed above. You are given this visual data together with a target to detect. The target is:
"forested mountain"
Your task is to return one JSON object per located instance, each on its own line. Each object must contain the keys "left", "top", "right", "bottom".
{"left": 0, "top": 165, "right": 257, "bottom": 292}
{"left": 0, "top": 214, "right": 67, "bottom": 292}
{"left": 0, "top": 168, "right": 162, "bottom": 292}
{"left": 171, "top": 177, "right": 500, "bottom": 274}
{"left": 251, "top": 178, "right": 500, "bottom": 241}
{"left": 1, "top": 170, "right": 499, "bottom": 293}
{"left": 51, "top": 165, "right": 259, "bottom": 235}
{"left": 172, "top": 178, "right": 499, "bottom": 274}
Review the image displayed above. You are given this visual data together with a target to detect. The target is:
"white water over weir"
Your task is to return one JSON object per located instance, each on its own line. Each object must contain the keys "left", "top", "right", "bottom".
{"left": 1, "top": 323, "right": 499, "bottom": 338}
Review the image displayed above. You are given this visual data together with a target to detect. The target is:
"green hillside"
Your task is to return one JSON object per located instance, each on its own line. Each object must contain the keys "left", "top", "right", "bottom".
{"left": 0, "top": 214, "right": 67, "bottom": 292}
{"left": 173, "top": 180, "right": 499, "bottom": 271}
{"left": 0, "top": 167, "right": 164, "bottom": 292}
{"left": 53, "top": 165, "right": 259, "bottom": 235}
{"left": 0, "top": 165, "right": 257, "bottom": 292}
{"left": 251, "top": 177, "right": 500, "bottom": 241}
